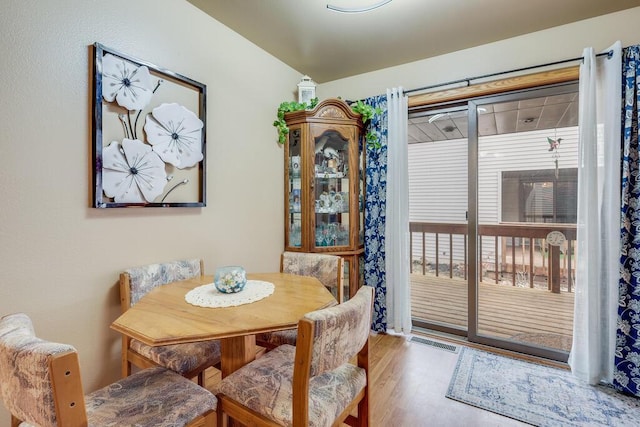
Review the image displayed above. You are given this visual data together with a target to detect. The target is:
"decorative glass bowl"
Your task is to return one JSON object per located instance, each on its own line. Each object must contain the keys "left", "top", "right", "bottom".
{"left": 214, "top": 266, "right": 247, "bottom": 294}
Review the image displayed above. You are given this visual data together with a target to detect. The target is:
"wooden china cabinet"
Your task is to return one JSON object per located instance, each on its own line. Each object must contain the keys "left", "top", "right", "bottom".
{"left": 283, "top": 98, "right": 365, "bottom": 300}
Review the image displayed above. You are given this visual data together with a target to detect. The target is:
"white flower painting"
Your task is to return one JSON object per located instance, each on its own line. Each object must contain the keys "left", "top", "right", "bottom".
{"left": 144, "top": 103, "right": 204, "bottom": 168}
{"left": 102, "top": 53, "right": 153, "bottom": 111}
{"left": 95, "top": 44, "right": 206, "bottom": 207}
{"left": 102, "top": 138, "right": 167, "bottom": 203}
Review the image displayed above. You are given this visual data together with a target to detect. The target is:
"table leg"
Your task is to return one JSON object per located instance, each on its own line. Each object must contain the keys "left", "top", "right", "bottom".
{"left": 221, "top": 335, "right": 256, "bottom": 378}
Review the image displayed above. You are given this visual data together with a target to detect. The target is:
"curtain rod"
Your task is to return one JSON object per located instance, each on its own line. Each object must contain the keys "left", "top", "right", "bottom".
{"left": 403, "top": 50, "right": 613, "bottom": 96}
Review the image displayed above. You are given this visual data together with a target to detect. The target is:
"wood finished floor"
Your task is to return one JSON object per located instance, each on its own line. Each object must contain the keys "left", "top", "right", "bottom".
{"left": 194, "top": 332, "right": 561, "bottom": 426}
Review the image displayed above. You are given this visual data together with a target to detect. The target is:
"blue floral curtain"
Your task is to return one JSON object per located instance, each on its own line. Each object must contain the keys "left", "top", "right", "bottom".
{"left": 616, "top": 45, "right": 640, "bottom": 397}
{"left": 362, "top": 94, "right": 388, "bottom": 332}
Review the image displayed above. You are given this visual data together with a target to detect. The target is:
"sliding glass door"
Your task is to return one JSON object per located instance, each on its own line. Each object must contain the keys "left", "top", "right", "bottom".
{"left": 409, "top": 82, "right": 578, "bottom": 361}
{"left": 468, "top": 83, "right": 577, "bottom": 361}
{"left": 409, "top": 105, "right": 469, "bottom": 334}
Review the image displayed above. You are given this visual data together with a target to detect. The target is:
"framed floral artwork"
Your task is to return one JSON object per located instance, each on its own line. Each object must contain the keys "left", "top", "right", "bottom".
{"left": 92, "top": 43, "right": 206, "bottom": 208}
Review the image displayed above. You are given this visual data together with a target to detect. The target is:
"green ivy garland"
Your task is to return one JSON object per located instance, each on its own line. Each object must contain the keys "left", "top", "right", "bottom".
{"left": 273, "top": 98, "right": 382, "bottom": 148}
{"left": 273, "top": 98, "right": 319, "bottom": 145}
{"left": 350, "top": 100, "right": 382, "bottom": 149}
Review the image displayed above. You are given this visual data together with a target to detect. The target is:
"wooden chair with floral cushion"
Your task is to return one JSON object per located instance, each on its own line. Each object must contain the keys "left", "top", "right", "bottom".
{"left": 120, "top": 259, "right": 221, "bottom": 386}
{"left": 256, "top": 251, "right": 344, "bottom": 350}
{"left": 0, "top": 313, "right": 217, "bottom": 427}
{"left": 216, "top": 285, "right": 373, "bottom": 427}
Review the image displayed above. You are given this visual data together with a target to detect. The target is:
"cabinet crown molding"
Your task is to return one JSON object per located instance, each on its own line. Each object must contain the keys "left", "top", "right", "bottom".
{"left": 285, "top": 98, "right": 363, "bottom": 127}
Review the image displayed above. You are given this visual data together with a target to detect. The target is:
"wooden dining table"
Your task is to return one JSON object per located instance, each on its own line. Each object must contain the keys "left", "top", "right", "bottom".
{"left": 110, "top": 272, "right": 337, "bottom": 377}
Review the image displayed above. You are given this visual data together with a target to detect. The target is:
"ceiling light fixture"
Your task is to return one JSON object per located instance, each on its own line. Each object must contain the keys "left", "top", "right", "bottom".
{"left": 327, "top": 0, "right": 392, "bottom": 13}
{"left": 428, "top": 113, "right": 447, "bottom": 123}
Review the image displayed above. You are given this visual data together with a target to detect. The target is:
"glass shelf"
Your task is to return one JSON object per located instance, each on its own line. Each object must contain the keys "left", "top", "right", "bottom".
{"left": 314, "top": 221, "right": 350, "bottom": 247}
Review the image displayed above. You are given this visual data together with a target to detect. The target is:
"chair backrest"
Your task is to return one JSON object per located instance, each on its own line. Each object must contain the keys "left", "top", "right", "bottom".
{"left": 120, "top": 258, "right": 203, "bottom": 310}
{"left": 0, "top": 313, "right": 87, "bottom": 427}
{"left": 291, "top": 286, "right": 373, "bottom": 425}
{"left": 281, "top": 252, "right": 344, "bottom": 303}
{"left": 298, "top": 285, "right": 373, "bottom": 377}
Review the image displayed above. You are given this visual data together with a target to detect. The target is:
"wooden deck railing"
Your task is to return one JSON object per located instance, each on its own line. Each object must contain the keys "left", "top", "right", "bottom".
{"left": 409, "top": 222, "right": 577, "bottom": 293}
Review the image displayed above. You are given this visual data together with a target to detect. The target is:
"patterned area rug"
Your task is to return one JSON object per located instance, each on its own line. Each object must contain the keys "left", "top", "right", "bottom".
{"left": 446, "top": 347, "right": 640, "bottom": 426}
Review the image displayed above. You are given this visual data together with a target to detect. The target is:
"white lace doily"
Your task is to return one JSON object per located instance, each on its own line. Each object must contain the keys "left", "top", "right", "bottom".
{"left": 185, "top": 280, "right": 275, "bottom": 308}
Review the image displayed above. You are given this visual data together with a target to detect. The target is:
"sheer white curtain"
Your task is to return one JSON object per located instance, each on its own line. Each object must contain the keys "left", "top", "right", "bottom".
{"left": 569, "top": 41, "right": 621, "bottom": 384}
{"left": 385, "top": 87, "right": 412, "bottom": 333}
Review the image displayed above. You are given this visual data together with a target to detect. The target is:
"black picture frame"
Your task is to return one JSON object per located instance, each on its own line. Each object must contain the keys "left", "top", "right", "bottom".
{"left": 92, "top": 43, "right": 206, "bottom": 208}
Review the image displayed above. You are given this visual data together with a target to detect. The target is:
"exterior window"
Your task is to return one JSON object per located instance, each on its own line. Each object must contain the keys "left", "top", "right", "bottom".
{"left": 501, "top": 168, "right": 577, "bottom": 224}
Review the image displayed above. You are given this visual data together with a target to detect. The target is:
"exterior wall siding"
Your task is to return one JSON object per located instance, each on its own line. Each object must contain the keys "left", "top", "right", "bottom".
{"left": 408, "top": 126, "right": 578, "bottom": 264}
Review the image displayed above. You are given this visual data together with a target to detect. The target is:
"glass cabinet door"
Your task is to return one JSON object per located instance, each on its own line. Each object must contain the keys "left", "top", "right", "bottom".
{"left": 283, "top": 99, "right": 365, "bottom": 299}
{"left": 314, "top": 130, "right": 350, "bottom": 249}
{"left": 287, "top": 128, "right": 302, "bottom": 248}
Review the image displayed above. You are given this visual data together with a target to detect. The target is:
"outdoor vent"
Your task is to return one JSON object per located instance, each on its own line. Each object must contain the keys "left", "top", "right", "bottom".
{"left": 410, "top": 336, "right": 459, "bottom": 353}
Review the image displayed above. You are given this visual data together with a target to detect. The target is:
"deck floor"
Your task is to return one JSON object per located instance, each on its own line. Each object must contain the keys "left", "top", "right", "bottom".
{"left": 411, "top": 273, "right": 574, "bottom": 351}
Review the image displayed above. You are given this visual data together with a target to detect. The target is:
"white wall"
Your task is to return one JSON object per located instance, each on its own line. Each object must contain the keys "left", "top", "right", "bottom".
{"left": 0, "top": 0, "right": 300, "bottom": 424}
